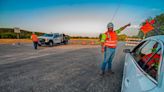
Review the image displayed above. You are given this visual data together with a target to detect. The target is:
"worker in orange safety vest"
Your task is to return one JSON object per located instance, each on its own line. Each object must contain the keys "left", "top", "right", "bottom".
{"left": 31, "top": 32, "right": 39, "bottom": 50}
{"left": 100, "top": 22, "right": 131, "bottom": 76}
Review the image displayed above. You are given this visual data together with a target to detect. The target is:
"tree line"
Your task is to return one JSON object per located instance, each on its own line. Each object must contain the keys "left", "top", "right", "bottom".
{"left": 0, "top": 28, "right": 44, "bottom": 39}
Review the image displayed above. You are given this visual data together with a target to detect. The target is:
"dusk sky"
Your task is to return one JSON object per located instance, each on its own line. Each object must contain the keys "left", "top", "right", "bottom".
{"left": 0, "top": 0, "right": 164, "bottom": 37}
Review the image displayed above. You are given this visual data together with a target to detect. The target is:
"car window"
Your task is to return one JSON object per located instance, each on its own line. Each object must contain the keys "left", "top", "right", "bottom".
{"left": 132, "top": 40, "right": 162, "bottom": 81}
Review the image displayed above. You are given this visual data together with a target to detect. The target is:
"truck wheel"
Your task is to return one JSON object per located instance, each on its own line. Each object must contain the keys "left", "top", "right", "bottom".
{"left": 49, "top": 41, "right": 53, "bottom": 47}
{"left": 64, "top": 41, "right": 68, "bottom": 45}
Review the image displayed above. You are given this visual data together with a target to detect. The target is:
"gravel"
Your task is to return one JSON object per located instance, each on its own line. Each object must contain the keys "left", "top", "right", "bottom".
{"left": 0, "top": 42, "right": 127, "bottom": 92}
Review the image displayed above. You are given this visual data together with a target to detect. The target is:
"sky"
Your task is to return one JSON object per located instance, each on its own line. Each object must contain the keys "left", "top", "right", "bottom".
{"left": 0, "top": 0, "right": 164, "bottom": 37}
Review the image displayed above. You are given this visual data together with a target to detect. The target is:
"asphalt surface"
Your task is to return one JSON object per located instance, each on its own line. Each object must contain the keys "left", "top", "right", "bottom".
{"left": 0, "top": 42, "right": 127, "bottom": 92}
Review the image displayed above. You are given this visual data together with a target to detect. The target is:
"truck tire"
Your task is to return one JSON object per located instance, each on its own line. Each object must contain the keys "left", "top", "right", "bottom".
{"left": 49, "top": 41, "right": 53, "bottom": 47}
{"left": 64, "top": 41, "right": 68, "bottom": 45}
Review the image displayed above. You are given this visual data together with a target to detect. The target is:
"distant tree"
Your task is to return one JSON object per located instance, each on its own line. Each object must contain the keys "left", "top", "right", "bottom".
{"left": 0, "top": 28, "right": 45, "bottom": 39}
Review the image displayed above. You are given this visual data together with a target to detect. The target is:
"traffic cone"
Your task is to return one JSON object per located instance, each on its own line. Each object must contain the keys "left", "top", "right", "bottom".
{"left": 82, "top": 41, "right": 86, "bottom": 45}
{"left": 90, "top": 41, "right": 95, "bottom": 45}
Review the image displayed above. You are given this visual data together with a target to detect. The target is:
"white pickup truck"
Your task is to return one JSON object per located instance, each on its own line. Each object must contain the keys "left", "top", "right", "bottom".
{"left": 38, "top": 33, "right": 69, "bottom": 46}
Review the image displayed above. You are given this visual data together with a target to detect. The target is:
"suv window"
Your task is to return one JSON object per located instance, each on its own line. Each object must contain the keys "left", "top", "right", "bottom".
{"left": 132, "top": 40, "right": 162, "bottom": 81}
{"left": 43, "top": 34, "right": 53, "bottom": 37}
{"left": 54, "top": 34, "right": 59, "bottom": 38}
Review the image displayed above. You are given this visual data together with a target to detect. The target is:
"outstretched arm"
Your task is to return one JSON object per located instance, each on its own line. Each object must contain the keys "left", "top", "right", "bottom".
{"left": 115, "top": 23, "right": 131, "bottom": 34}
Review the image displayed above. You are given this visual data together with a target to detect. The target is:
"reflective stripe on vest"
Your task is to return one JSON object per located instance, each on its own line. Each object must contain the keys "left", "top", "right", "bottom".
{"left": 104, "top": 31, "right": 117, "bottom": 48}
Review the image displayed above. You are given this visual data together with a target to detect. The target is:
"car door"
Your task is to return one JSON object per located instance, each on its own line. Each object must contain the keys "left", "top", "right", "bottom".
{"left": 122, "top": 39, "right": 163, "bottom": 92}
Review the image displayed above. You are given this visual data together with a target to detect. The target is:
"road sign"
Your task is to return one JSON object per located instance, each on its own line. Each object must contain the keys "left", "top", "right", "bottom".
{"left": 140, "top": 20, "right": 155, "bottom": 35}
{"left": 14, "top": 27, "right": 21, "bottom": 33}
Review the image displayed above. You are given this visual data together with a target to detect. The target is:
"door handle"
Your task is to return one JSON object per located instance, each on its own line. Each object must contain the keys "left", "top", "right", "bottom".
{"left": 125, "top": 77, "right": 130, "bottom": 88}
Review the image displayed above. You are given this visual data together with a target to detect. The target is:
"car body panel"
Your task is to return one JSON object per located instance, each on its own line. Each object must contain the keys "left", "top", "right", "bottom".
{"left": 122, "top": 54, "right": 157, "bottom": 92}
{"left": 122, "top": 35, "right": 164, "bottom": 92}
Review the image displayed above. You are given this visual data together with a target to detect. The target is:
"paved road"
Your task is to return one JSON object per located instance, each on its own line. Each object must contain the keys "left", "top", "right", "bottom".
{"left": 0, "top": 42, "right": 127, "bottom": 92}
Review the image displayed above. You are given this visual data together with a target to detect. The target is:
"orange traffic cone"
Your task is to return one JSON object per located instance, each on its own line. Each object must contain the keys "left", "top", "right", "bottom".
{"left": 82, "top": 41, "right": 86, "bottom": 45}
{"left": 90, "top": 41, "right": 95, "bottom": 45}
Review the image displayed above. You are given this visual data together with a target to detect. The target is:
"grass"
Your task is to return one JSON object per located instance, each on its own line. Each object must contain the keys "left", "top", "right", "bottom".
{"left": 0, "top": 39, "right": 32, "bottom": 44}
{"left": 0, "top": 39, "right": 100, "bottom": 45}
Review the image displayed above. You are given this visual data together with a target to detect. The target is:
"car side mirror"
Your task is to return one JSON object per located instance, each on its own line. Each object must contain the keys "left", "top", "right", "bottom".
{"left": 123, "top": 49, "right": 131, "bottom": 53}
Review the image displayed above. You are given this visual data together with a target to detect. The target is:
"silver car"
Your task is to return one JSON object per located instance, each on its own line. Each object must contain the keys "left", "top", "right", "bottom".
{"left": 122, "top": 35, "right": 164, "bottom": 92}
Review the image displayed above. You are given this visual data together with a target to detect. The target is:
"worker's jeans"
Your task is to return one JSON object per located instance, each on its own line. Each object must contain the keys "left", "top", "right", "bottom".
{"left": 101, "top": 47, "right": 116, "bottom": 72}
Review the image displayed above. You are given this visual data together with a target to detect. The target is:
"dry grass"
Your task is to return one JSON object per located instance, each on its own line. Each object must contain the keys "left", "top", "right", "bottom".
{"left": 0, "top": 39, "right": 32, "bottom": 44}
{"left": 0, "top": 39, "right": 100, "bottom": 45}
{"left": 70, "top": 39, "right": 99, "bottom": 41}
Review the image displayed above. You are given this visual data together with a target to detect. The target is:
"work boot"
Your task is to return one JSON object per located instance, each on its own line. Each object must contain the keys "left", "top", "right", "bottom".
{"left": 100, "top": 71, "right": 105, "bottom": 76}
{"left": 107, "top": 70, "right": 114, "bottom": 74}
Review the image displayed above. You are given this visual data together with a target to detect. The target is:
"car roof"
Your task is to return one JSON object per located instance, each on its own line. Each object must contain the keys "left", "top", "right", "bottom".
{"left": 146, "top": 35, "right": 164, "bottom": 42}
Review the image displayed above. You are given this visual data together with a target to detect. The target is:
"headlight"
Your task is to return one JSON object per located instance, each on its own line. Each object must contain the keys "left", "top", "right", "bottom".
{"left": 45, "top": 38, "right": 49, "bottom": 42}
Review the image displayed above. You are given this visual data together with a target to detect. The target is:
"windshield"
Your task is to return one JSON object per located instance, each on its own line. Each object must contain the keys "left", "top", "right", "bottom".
{"left": 43, "top": 34, "right": 53, "bottom": 37}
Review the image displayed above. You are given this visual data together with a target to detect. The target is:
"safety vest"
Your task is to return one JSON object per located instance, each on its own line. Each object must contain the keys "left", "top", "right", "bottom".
{"left": 104, "top": 31, "right": 118, "bottom": 48}
{"left": 31, "top": 34, "right": 38, "bottom": 42}
{"left": 141, "top": 53, "right": 160, "bottom": 67}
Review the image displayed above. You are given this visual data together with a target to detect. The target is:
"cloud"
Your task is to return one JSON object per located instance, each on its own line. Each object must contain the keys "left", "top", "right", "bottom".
{"left": 151, "top": 8, "right": 161, "bottom": 11}
{"left": 0, "top": 4, "right": 153, "bottom": 37}
{"left": 120, "top": 25, "right": 140, "bottom": 36}
{"left": 121, "top": 28, "right": 140, "bottom": 36}
{"left": 128, "top": 25, "right": 140, "bottom": 29}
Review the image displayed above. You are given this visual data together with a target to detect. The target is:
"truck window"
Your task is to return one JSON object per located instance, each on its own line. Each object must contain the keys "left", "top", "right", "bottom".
{"left": 43, "top": 34, "right": 53, "bottom": 37}
{"left": 54, "top": 34, "right": 59, "bottom": 38}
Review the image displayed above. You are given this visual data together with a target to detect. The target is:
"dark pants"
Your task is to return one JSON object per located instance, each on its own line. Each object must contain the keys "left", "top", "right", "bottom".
{"left": 33, "top": 42, "right": 38, "bottom": 49}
